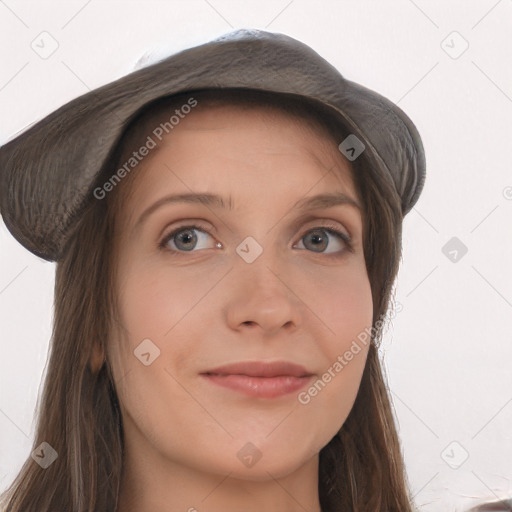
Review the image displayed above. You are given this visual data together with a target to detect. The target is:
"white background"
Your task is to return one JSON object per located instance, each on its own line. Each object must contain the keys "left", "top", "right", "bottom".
{"left": 0, "top": 1, "right": 511, "bottom": 511}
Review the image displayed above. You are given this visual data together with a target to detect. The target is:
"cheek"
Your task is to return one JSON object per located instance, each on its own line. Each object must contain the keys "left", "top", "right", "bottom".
{"left": 117, "top": 265, "right": 205, "bottom": 340}
{"left": 297, "top": 274, "right": 372, "bottom": 440}
{"left": 113, "top": 264, "right": 214, "bottom": 377}
{"left": 306, "top": 261, "right": 373, "bottom": 397}
{"left": 312, "top": 259, "right": 374, "bottom": 342}
{"left": 108, "top": 268, "right": 201, "bottom": 432}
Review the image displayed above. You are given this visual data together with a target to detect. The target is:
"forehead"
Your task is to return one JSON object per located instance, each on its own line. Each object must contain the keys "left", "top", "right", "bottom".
{"left": 154, "top": 104, "right": 342, "bottom": 163}
{"left": 121, "top": 96, "right": 342, "bottom": 154}
{"left": 111, "top": 100, "right": 359, "bottom": 228}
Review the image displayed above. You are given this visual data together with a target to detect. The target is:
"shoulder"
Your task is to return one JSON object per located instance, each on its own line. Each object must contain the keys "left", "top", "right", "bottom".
{"left": 465, "top": 498, "right": 512, "bottom": 511}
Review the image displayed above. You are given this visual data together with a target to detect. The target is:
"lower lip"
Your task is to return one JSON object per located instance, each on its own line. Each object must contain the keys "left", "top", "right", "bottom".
{"left": 201, "top": 374, "right": 313, "bottom": 398}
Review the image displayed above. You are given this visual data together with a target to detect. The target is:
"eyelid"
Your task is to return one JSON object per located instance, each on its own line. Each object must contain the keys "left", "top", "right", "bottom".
{"left": 158, "top": 218, "right": 215, "bottom": 241}
{"left": 158, "top": 219, "right": 215, "bottom": 250}
{"left": 158, "top": 217, "right": 354, "bottom": 254}
{"left": 294, "top": 220, "right": 354, "bottom": 255}
{"left": 295, "top": 217, "right": 351, "bottom": 237}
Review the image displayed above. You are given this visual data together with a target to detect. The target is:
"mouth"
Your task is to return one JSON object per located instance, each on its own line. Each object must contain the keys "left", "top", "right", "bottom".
{"left": 200, "top": 361, "right": 315, "bottom": 399}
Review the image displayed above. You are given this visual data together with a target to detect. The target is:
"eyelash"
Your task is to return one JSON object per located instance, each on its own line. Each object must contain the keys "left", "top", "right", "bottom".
{"left": 158, "top": 221, "right": 353, "bottom": 257}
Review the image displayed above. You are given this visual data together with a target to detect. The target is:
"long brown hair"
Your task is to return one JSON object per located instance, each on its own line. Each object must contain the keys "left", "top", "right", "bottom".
{"left": 0, "top": 88, "right": 418, "bottom": 511}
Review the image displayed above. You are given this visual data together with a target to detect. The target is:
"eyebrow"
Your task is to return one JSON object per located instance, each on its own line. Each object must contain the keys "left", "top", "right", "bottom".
{"left": 131, "top": 192, "right": 362, "bottom": 235}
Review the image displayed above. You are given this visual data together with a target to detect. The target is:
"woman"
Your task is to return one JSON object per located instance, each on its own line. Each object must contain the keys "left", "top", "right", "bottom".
{"left": 0, "top": 29, "right": 425, "bottom": 511}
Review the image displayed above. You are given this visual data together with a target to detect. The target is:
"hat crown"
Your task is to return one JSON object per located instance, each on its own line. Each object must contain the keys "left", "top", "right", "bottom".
{"left": 0, "top": 29, "right": 425, "bottom": 261}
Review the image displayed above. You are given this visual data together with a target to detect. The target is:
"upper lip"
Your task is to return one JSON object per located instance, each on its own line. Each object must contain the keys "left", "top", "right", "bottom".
{"left": 202, "top": 361, "right": 314, "bottom": 378}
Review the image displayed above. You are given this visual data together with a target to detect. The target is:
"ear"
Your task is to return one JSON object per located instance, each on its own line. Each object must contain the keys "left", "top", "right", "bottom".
{"left": 89, "top": 341, "right": 105, "bottom": 372}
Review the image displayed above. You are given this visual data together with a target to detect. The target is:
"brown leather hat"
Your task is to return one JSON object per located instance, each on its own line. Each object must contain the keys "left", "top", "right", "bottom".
{"left": 0, "top": 28, "right": 425, "bottom": 262}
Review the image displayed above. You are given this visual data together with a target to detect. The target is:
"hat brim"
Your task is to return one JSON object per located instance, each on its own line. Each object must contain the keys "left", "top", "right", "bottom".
{"left": 0, "top": 28, "right": 425, "bottom": 261}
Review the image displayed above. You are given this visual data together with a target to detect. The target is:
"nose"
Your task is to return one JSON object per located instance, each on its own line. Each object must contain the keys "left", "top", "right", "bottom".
{"left": 225, "top": 258, "right": 303, "bottom": 337}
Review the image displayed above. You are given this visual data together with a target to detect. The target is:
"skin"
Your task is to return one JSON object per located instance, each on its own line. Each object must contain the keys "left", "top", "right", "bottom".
{"left": 103, "top": 104, "right": 374, "bottom": 512}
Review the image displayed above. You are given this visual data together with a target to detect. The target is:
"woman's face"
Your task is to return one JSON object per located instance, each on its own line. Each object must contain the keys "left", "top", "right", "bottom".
{"left": 108, "top": 103, "right": 373, "bottom": 486}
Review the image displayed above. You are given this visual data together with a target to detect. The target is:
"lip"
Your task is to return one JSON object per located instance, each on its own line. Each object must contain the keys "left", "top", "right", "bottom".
{"left": 200, "top": 361, "right": 315, "bottom": 398}
{"left": 203, "top": 360, "right": 313, "bottom": 378}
